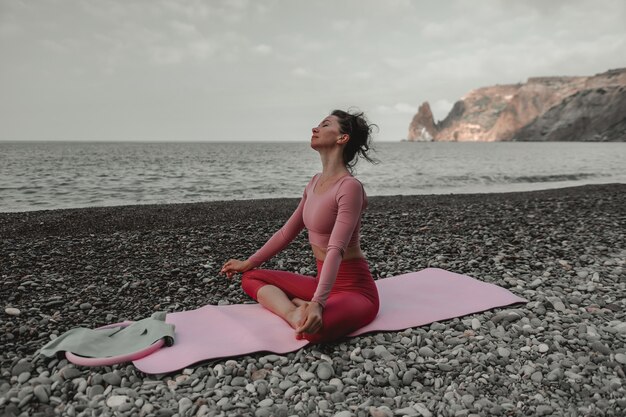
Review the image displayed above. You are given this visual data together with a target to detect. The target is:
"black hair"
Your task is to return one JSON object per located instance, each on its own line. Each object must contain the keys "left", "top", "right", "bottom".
{"left": 331, "top": 108, "right": 379, "bottom": 172}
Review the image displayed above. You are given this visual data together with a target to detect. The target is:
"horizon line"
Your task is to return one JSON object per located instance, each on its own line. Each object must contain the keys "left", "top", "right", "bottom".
{"left": 0, "top": 139, "right": 404, "bottom": 143}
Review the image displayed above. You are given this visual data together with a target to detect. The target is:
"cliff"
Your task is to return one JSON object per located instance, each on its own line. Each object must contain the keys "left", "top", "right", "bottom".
{"left": 407, "top": 68, "right": 626, "bottom": 142}
{"left": 407, "top": 102, "right": 437, "bottom": 141}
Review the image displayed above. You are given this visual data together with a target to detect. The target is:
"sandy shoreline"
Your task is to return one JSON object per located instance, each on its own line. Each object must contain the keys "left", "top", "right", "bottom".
{"left": 1, "top": 183, "right": 625, "bottom": 416}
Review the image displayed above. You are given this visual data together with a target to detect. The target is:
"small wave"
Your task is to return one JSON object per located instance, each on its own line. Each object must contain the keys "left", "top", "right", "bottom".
{"left": 12, "top": 186, "right": 45, "bottom": 190}
{"left": 503, "top": 173, "right": 600, "bottom": 183}
{"left": 440, "top": 172, "right": 601, "bottom": 185}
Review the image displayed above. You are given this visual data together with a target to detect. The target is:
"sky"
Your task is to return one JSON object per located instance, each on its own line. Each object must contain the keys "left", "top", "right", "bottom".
{"left": 1, "top": 0, "right": 625, "bottom": 142}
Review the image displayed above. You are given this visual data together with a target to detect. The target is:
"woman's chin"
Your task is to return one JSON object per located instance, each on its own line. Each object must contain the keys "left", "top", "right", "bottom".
{"left": 310, "top": 140, "right": 329, "bottom": 151}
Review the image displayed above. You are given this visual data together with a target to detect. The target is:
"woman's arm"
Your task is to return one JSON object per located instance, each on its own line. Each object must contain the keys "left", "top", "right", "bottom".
{"left": 311, "top": 178, "right": 364, "bottom": 307}
{"left": 246, "top": 179, "right": 312, "bottom": 267}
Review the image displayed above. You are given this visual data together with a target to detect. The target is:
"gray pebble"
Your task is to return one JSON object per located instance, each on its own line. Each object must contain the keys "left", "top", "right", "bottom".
{"left": 256, "top": 383, "right": 268, "bottom": 397}
{"left": 535, "top": 405, "right": 554, "bottom": 416}
{"left": 564, "top": 371, "right": 583, "bottom": 381}
{"left": 414, "top": 406, "right": 433, "bottom": 417}
{"left": 230, "top": 376, "right": 247, "bottom": 386}
{"left": 11, "top": 360, "right": 32, "bottom": 376}
{"left": 18, "top": 393, "right": 34, "bottom": 409}
{"left": 206, "top": 376, "right": 218, "bottom": 388}
{"left": 88, "top": 384, "right": 105, "bottom": 398}
{"left": 548, "top": 297, "right": 566, "bottom": 312}
{"left": 437, "top": 363, "right": 453, "bottom": 371}
{"left": 103, "top": 372, "right": 122, "bottom": 386}
{"left": 316, "top": 362, "right": 334, "bottom": 380}
{"left": 491, "top": 311, "right": 521, "bottom": 324}
{"left": 5, "top": 307, "right": 21, "bottom": 316}
{"left": 321, "top": 384, "right": 337, "bottom": 393}
{"left": 547, "top": 368, "right": 563, "bottom": 381}
{"left": 418, "top": 346, "right": 435, "bottom": 358}
{"left": 402, "top": 370, "right": 415, "bottom": 385}
{"left": 330, "top": 391, "right": 346, "bottom": 403}
{"left": 461, "top": 394, "right": 474, "bottom": 407}
{"left": 106, "top": 395, "right": 129, "bottom": 408}
{"left": 178, "top": 397, "right": 193, "bottom": 416}
{"left": 373, "top": 345, "right": 393, "bottom": 360}
{"left": 17, "top": 372, "right": 30, "bottom": 384}
{"left": 278, "top": 380, "right": 294, "bottom": 390}
{"left": 370, "top": 407, "right": 394, "bottom": 417}
{"left": 62, "top": 367, "right": 81, "bottom": 380}
{"left": 299, "top": 371, "right": 315, "bottom": 381}
{"left": 261, "top": 354, "right": 281, "bottom": 362}
{"left": 91, "top": 373, "right": 103, "bottom": 385}
{"left": 612, "top": 322, "right": 626, "bottom": 335}
{"left": 119, "top": 402, "right": 133, "bottom": 412}
{"left": 430, "top": 322, "right": 446, "bottom": 331}
{"left": 497, "top": 347, "right": 510, "bottom": 358}
{"left": 393, "top": 406, "right": 418, "bottom": 416}
{"left": 258, "top": 398, "right": 274, "bottom": 407}
{"left": 255, "top": 407, "right": 273, "bottom": 417}
{"left": 362, "top": 348, "right": 375, "bottom": 359}
{"left": 590, "top": 341, "right": 611, "bottom": 355}
{"left": 75, "top": 377, "right": 87, "bottom": 393}
{"left": 33, "top": 385, "right": 49, "bottom": 403}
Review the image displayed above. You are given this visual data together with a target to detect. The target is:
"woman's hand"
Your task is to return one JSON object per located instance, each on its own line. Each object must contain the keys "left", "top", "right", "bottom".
{"left": 295, "top": 301, "right": 323, "bottom": 338}
{"left": 220, "top": 259, "right": 253, "bottom": 278}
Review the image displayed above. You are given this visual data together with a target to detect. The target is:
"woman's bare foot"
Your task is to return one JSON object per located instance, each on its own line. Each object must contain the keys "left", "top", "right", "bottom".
{"left": 285, "top": 303, "right": 307, "bottom": 329}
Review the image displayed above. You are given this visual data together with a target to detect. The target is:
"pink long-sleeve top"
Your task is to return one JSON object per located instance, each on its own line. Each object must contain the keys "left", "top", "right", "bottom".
{"left": 247, "top": 173, "right": 367, "bottom": 307}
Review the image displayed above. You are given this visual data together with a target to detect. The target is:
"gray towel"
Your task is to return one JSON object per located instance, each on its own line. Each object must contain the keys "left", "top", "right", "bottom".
{"left": 40, "top": 312, "right": 175, "bottom": 359}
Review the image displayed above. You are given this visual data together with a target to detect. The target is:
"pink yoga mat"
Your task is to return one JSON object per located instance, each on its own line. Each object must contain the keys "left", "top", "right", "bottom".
{"left": 133, "top": 268, "right": 526, "bottom": 374}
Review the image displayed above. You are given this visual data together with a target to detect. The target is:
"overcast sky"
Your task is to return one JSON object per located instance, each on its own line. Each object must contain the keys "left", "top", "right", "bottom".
{"left": 1, "top": 0, "right": 625, "bottom": 142}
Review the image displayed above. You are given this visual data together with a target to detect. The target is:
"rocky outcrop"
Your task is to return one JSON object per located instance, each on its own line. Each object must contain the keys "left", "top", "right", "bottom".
{"left": 407, "top": 68, "right": 626, "bottom": 141}
{"left": 512, "top": 85, "right": 626, "bottom": 141}
{"left": 407, "top": 102, "right": 437, "bottom": 141}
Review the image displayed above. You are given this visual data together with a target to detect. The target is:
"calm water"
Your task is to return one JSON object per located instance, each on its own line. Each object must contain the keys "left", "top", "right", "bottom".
{"left": 1, "top": 141, "right": 625, "bottom": 212}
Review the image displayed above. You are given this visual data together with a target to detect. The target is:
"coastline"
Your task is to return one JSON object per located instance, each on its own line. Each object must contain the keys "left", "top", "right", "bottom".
{"left": 1, "top": 183, "right": 625, "bottom": 416}
{"left": 2, "top": 183, "right": 624, "bottom": 238}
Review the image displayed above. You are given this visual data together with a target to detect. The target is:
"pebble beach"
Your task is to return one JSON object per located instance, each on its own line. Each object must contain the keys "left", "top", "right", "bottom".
{"left": 1, "top": 183, "right": 625, "bottom": 417}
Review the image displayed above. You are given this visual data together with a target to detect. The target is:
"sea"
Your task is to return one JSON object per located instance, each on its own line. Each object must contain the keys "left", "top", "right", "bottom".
{"left": 1, "top": 141, "right": 625, "bottom": 213}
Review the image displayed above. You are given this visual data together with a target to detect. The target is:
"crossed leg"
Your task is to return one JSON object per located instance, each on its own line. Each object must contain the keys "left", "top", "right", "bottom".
{"left": 241, "top": 269, "right": 378, "bottom": 343}
{"left": 256, "top": 285, "right": 307, "bottom": 329}
{"left": 304, "top": 290, "right": 378, "bottom": 343}
{"left": 241, "top": 269, "right": 317, "bottom": 330}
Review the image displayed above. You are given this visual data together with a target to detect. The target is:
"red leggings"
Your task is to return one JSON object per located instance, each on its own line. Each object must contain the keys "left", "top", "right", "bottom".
{"left": 241, "top": 258, "right": 379, "bottom": 343}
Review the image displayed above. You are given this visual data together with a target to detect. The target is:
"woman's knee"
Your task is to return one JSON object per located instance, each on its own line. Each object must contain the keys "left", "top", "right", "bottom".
{"left": 304, "top": 298, "right": 377, "bottom": 344}
{"left": 241, "top": 269, "right": 265, "bottom": 299}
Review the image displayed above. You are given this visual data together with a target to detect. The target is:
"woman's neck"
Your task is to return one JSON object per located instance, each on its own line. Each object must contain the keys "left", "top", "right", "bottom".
{"left": 318, "top": 150, "right": 349, "bottom": 178}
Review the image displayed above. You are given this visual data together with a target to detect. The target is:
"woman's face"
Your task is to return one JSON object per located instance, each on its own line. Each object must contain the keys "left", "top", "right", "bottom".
{"left": 311, "top": 115, "right": 343, "bottom": 149}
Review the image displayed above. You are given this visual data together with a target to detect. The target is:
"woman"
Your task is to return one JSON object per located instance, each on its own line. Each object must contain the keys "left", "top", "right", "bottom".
{"left": 220, "top": 109, "right": 379, "bottom": 343}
